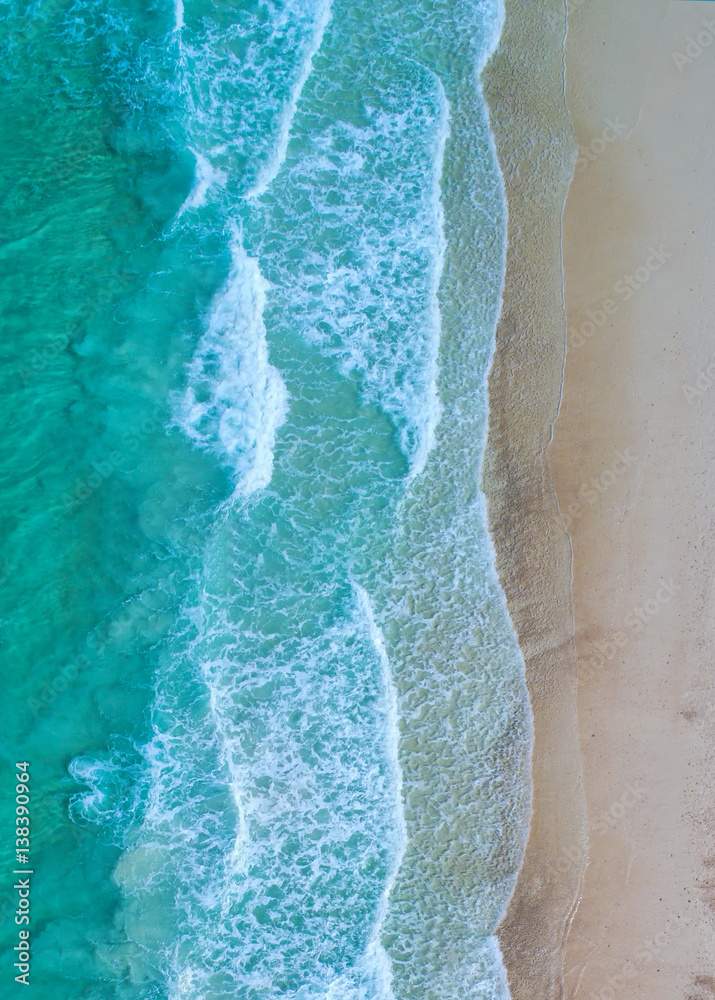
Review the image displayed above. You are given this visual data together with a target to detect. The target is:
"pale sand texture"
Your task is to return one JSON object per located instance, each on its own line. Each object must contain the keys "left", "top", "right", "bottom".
{"left": 484, "top": 1, "right": 715, "bottom": 999}
{"left": 482, "top": 3, "right": 587, "bottom": 997}
{"left": 555, "top": 1, "right": 715, "bottom": 998}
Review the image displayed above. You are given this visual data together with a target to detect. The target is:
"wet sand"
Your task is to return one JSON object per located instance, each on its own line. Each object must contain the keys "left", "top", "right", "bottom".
{"left": 483, "top": 1, "right": 715, "bottom": 997}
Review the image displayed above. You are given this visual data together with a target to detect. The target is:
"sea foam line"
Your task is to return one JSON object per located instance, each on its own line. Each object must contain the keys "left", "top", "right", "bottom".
{"left": 353, "top": 584, "right": 407, "bottom": 999}
{"left": 199, "top": 647, "right": 251, "bottom": 879}
{"left": 245, "top": 0, "right": 333, "bottom": 200}
{"left": 173, "top": 0, "right": 184, "bottom": 32}
{"left": 477, "top": 0, "right": 506, "bottom": 73}
{"left": 176, "top": 227, "right": 288, "bottom": 496}
{"left": 177, "top": 149, "right": 227, "bottom": 217}
{"left": 408, "top": 75, "right": 450, "bottom": 482}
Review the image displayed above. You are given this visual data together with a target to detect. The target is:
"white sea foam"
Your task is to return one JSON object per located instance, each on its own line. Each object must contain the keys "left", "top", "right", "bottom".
{"left": 68, "top": 1, "right": 527, "bottom": 997}
{"left": 407, "top": 74, "right": 450, "bottom": 481}
{"left": 245, "top": 0, "right": 333, "bottom": 199}
{"left": 69, "top": 745, "right": 145, "bottom": 842}
{"left": 353, "top": 584, "right": 408, "bottom": 1000}
{"left": 476, "top": 0, "right": 506, "bottom": 73}
{"left": 199, "top": 636, "right": 252, "bottom": 876}
{"left": 101, "top": 571, "right": 410, "bottom": 1000}
{"left": 256, "top": 61, "right": 451, "bottom": 479}
{"left": 173, "top": 0, "right": 184, "bottom": 32}
{"left": 176, "top": 230, "right": 288, "bottom": 495}
{"left": 176, "top": 149, "right": 227, "bottom": 216}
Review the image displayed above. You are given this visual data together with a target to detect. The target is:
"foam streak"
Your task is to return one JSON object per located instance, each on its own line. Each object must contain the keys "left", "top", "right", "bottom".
{"left": 173, "top": 0, "right": 184, "bottom": 32}
{"left": 353, "top": 583, "right": 407, "bottom": 999}
{"left": 246, "top": 0, "right": 333, "bottom": 199}
{"left": 176, "top": 230, "right": 288, "bottom": 495}
{"left": 408, "top": 74, "right": 450, "bottom": 480}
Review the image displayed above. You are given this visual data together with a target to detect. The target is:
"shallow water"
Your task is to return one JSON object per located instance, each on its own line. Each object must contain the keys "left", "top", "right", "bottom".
{"left": 0, "top": 1, "right": 531, "bottom": 997}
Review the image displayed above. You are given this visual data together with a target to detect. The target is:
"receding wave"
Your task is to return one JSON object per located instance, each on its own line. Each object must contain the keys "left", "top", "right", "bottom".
{"left": 175, "top": 232, "right": 288, "bottom": 495}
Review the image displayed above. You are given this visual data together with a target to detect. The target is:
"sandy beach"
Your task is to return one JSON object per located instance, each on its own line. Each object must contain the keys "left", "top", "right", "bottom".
{"left": 484, "top": 1, "right": 715, "bottom": 997}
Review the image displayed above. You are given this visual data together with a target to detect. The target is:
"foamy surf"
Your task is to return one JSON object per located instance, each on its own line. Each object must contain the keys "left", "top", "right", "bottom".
{"left": 44, "top": 0, "right": 532, "bottom": 997}
{"left": 176, "top": 232, "right": 288, "bottom": 495}
{"left": 245, "top": 0, "right": 333, "bottom": 200}
{"left": 353, "top": 583, "right": 407, "bottom": 1000}
{"left": 245, "top": 55, "right": 456, "bottom": 481}
{"left": 104, "top": 573, "right": 411, "bottom": 1000}
{"left": 406, "top": 74, "right": 450, "bottom": 481}
{"left": 174, "top": 0, "right": 184, "bottom": 32}
{"left": 177, "top": 148, "right": 227, "bottom": 216}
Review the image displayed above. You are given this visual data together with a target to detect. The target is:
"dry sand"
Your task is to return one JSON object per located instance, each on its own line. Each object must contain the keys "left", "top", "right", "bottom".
{"left": 483, "top": 1, "right": 715, "bottom": 997}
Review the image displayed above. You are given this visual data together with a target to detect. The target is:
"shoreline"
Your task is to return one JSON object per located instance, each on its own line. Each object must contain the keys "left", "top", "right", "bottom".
{"left": 484, "top": 0, "right": 715, "bottom": 997}
{"left": 481, "top": 3, "right": 586, "bottom": 996}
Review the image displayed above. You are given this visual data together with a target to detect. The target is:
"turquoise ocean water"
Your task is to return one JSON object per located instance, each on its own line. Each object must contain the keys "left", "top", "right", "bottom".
{"left": 0, "top": 0, "right": 532, "bottom": 997}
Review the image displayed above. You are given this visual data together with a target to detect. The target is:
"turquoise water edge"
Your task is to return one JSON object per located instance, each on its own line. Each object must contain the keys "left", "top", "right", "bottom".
{"left": 0, "top": 0, "right": 532, "bottom": 997}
